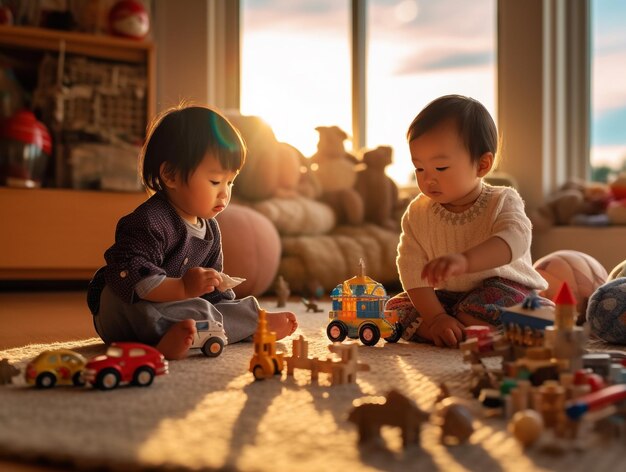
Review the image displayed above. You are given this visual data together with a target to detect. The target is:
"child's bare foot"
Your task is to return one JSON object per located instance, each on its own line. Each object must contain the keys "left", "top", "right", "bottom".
{"left": 156, "top": 319, "right": 197, "bottom": 360}
{"left": 265, "top": 311, "right": 298, "bottom": 340}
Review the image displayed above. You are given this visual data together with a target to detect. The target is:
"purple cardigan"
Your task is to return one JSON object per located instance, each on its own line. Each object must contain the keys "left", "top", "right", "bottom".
{"left": 87, "top": 192, "right": 234, "bottom": 314}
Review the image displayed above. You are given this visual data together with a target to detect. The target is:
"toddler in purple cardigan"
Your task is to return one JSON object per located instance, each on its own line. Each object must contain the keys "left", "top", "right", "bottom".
{"left": 87, "top": 105, "right": 297, "bottom": 359}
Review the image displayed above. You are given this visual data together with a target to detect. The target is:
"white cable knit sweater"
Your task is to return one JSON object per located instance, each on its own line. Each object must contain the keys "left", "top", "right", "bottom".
{"left": 397, "top": 184, "right": 548, "bottom": 292}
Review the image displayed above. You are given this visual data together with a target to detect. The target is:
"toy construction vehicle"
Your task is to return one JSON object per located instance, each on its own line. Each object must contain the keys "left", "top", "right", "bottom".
{"left": 249, "top": 309, "right": 284, "bottom": 380}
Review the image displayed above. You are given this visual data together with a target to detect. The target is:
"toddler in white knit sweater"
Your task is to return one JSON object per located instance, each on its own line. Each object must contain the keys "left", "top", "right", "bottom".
{"left": 388, "top": 95, "right": 550, "bottom": 348}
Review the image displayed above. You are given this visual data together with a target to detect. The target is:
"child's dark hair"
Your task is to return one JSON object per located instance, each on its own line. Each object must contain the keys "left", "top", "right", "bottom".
{"left": 141, "top": 105, "right": 246, "bottom": 192}
{"left": 407, "top": 95, "right": 498, "bottom": 165}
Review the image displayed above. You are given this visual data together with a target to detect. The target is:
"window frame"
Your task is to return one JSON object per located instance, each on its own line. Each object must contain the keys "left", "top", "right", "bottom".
{"left": 220, "top": 0, "right": 590, "bottom": 210}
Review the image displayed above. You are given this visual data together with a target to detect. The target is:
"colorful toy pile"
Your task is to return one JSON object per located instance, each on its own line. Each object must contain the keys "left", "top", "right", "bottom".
{"left": 3, "top": 258, "right": 626, "bottom": 459}
{"left": 460, "top": 282, "right": 626, "bottom": 448}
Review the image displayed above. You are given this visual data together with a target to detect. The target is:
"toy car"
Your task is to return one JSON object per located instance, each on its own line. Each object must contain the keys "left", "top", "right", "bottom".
{"left": 83, "top": 342, "right": 168, "bottom": 391}
{"left": 24, "top": 349, "right": 87, "bottom": 389}
{"left": 190, "top": 316, "right": 227, "bottom": 357}
{"left": 327, "top": 259, "right": 402, "bottom": 346}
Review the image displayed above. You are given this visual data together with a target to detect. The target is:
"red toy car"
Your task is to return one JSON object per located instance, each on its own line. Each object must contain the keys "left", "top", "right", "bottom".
{"left": 83, "top": 342, "right": 168, "bottom": 391}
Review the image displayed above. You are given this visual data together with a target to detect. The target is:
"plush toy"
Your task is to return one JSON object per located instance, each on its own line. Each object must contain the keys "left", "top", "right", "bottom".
{"left": 354, "top": 146, "right": 400, "bottom": 230}
{"left": 227, "top": 114, "right": 314, "bottom": 202}
{"left": 310, "top": 126, "right": 364, "bottom": 225}
{"left": 610, "top": 172, "right": 626, "bottom": 200}
{"left": 533, "top": 249, "right": 608, "bottom": 316}
{"left": 586, "top": 277, "right": 626, "bottom": 345}
{"left": 216, "top": 204, "right": 281, "bottom": 297}
{"left": 529, "top": 180, "right": 612, "bottom": 232}
{"left": 607, "top": 199, "right": 626, "bottom": 225}
{"left": 609, "top": 260, "right": 626, "bottom": 281}
{"left": 251, "top": 195, "right": 335, "bottom": 236}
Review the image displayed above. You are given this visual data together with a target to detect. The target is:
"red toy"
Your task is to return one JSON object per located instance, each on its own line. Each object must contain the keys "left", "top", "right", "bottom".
{"left": 0, "top": 110, "right": 52, "bottom": 188}
{"left": 83, "top": 342, "right": 168, "bottom": 391}
{"left": 108, "top": 0, "right": 150, "bottom": 39}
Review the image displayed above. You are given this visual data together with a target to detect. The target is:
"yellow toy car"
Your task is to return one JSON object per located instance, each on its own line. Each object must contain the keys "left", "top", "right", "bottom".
{"left": 327, "top": 259, "right": 402, "bottom": 346}
{"left": 24, "top": 349, "right": 87, "bottom": 389}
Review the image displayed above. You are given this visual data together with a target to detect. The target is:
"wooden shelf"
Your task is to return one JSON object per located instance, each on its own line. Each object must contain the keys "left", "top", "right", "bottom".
{"left": 0, "top": 26, "right": 156, "bottom": 281}
{"left": 0, "top": 24, "right": 156, "bottom": 120}
{"left": 0, "top": 187, "right": 147, "bottom": 280}
{"left": 0, "top": 24, "right": 152, "bottom": 62}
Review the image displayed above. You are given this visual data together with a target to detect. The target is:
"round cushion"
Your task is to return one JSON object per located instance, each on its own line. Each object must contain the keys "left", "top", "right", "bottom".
{"left": 216, "top": 204, "right": 281, "bottom": 297}
{"left": 609, "top": 260, "right": 626, "bottom": 281}
{"left": 533, "top": 250, "right": 608, "bottom": 313}
{"left": 587, "top": 278, "right": 626, "bottom": 345}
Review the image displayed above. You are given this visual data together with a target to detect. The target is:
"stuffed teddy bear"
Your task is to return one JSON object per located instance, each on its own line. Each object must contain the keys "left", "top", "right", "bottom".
{"left": 226, "top": 114, "right": 316, "bottom": 201}
{"left": 310, "top": 126, "right": 364, "bottom": 225}
{"left": 354, "top": 145, "right": 400, "bottom": 230}
{"left": 529, "top": 179, "right": 611, "bottom": 232}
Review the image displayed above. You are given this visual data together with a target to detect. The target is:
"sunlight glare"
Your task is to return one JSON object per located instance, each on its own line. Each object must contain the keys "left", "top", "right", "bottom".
{"left": 394, "top": 0, "right": 419, "bottom": 24}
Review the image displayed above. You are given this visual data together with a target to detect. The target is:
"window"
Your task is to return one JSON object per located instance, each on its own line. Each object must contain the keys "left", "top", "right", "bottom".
{"left": 365, "top": 0, "right": 496, "bottom": 185}
{"left": 240, "top": 0, "right": 496, "bottom": 185}
{"left": 591, "top": 0, "right": 626, "bottom": 181}
{"left": 241, "top": 1, "right": 351, "bottom": 157}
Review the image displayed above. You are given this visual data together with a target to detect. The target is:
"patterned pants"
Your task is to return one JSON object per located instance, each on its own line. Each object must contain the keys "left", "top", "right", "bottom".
{"left": 386, "top": 277, "right": 554, "bottom": 343}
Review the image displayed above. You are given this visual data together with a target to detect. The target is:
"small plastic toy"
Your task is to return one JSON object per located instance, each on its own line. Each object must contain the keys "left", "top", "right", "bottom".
{"left": 249, "top": 309, "right": 284, "bottom": 381}
{"left": 0, "top": 358, "right": 20, "bottom": 385}
{"left": 565, "top": 384, "right": 626, "bottom": 420}
{"left": 190, "top": 316, "right": 227, "bottom": 357}
{"left": 274, "top": 275, "right": 290, "bottom": 308}
{"left": 83, "top": 342, "right": 168, "bottom": 391}
{"left": 301, "top": 297, "right": 323, "bottom": 313}
{"left": 327, "top": 259, "right": 402, "bottom": 346}
{"left": 24, "top": 349, "right": 87, "bottom": 389}
{"left": 500, "top": 296, "right": 554, "bottom": 347}
{"left": 348, "top": 390, "right": 429, "bottom": 449}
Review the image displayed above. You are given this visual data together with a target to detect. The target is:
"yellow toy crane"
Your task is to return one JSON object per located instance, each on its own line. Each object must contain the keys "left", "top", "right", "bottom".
{"left": 249, "top": 309, "right": 284, "bottom": 380}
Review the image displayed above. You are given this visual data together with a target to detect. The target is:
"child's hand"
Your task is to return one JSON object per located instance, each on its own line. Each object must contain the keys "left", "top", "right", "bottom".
{"left": 421, "top": 253, "right": 468, "bottom": 287}
{"left": 424, "top": 313, "right": 465, "bottom": 348}
{"left": 182, "top": 268, "right": 223, "bottom": 298}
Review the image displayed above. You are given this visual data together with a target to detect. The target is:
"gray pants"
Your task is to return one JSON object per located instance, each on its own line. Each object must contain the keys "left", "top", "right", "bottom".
{"left": 94, "top": 286, "right": 259, "bottom": 346}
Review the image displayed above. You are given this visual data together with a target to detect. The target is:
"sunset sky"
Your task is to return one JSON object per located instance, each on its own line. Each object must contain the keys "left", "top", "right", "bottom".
{"left": 241, "top": 0, "right": 625, "bottom": 185}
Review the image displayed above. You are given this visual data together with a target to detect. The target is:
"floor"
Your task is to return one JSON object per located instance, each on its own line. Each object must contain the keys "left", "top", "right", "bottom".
{"left": 0, "top": 291, "right": 95, "bottom": 471}
{"left": 0, "top": 291, "right": 96, "bottom": 351}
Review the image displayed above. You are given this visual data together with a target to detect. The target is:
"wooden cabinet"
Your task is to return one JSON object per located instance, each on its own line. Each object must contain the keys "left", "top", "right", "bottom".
{"left": 0, "top": 187, "right": 147, "bottom": 279}
{"left": 0, "top": 26, "right": 155, "bottom": 280}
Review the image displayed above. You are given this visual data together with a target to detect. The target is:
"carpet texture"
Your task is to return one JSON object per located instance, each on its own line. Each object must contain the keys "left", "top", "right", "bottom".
{"left": 1, "top": 300, "right": 626, "bottom": 472}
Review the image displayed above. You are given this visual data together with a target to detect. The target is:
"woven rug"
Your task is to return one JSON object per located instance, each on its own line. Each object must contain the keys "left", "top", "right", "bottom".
{"left": 1, "top": 300, "right": 625, "bottom": 472}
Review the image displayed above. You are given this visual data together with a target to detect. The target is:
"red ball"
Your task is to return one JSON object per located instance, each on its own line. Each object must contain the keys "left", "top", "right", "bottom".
{"left": 109, "top": 0, "right": 149, "bottom": 39}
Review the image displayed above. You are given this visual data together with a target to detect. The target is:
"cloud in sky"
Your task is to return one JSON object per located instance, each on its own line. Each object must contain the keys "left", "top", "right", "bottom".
{"left": 395, "top": 49, "right": 493, "bottom": 74}
{"left": 242, "top": 0, "right": 347, "bottom": 33}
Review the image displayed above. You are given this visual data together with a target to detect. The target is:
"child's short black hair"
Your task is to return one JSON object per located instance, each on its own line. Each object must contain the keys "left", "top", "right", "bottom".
{"left": 407, "top": 95, "right": 498, "bottom": 165}
{"left": 141, "top": 105, "right": 246, "bottom": 192}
